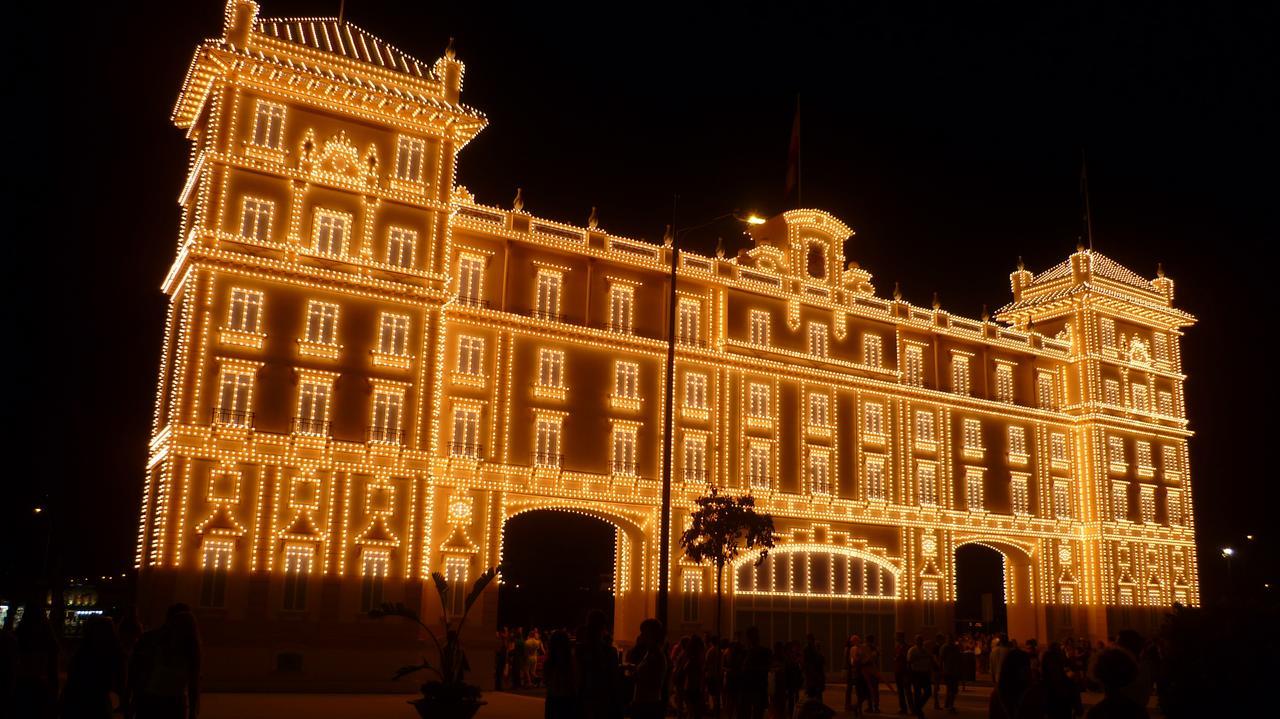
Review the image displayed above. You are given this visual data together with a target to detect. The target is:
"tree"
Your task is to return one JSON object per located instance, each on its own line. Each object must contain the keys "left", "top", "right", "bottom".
{"left": 680, "top": 487, "right": 776, "bottom": 636}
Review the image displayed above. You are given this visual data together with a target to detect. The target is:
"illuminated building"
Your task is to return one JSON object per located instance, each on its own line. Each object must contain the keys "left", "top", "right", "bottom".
{"left": 137, "top": 0, "right": 1200, "bottom": 687}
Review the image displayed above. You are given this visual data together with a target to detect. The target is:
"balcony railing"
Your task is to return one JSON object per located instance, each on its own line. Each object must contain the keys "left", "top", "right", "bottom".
{"left": 611, "top": 460, "right": 638, "bottom": 476}
{"left": 367, "top": 426, "right": 405, "bottom": 445}
{"left": 528, "top": 308, "right": 563, "bottom": 322}
{"left": 456, "top": 295, "right": 490, "bottom": 309}
{"left": 212, "top": 408, "right": 253, "bottom": 427}
{"left": 450, "top": 442, "right": 484, "bottom": 459}
{"left": 682, "top": 468, "right": 709, "bottom": 483}
{"left": 531, "top": 451, "right": 563, "bottom": 468}
{"left": 291, "top": 417, "right": 331, "bottom": 436}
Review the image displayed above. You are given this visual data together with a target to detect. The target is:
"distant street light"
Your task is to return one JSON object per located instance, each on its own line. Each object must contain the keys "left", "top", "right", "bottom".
{"left": 1222, "top": 546, "right": 1235, "bottom": 589}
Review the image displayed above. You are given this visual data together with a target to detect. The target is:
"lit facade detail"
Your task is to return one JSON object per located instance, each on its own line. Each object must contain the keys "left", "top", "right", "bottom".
{"left": 137, "top": 0, "right": 1201, "bottom": 688}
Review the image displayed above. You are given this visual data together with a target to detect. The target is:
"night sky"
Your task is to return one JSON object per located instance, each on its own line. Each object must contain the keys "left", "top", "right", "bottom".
{"left": 7, "top": 1, "right": 1275, "bottom": 603}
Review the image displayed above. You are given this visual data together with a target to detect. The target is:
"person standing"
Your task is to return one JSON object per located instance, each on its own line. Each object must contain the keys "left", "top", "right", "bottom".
{"left": 843, "top": 635, "right": 860, "bottom": 714}
{"left": 860, "top": 635, "right": 881, "bottom": 714}
{"left": 13, "top": 605, "right": 58, "bottom": 719}
{"left": 988, "top": 649, "right": 1046, "bottom": 719}
{"left": 631, "top": 619, "right": 668, "bottom": 719}
{"left": 906, "top": 635, "right": 933, "bottom": 719}
{"left": 990, "top": 635, "right": 1011, "bottom": 687}
{"left": 1041, "top": 645, "right": 1083, "bottom": 719}
{"left": 801, "top": 635, "right": 825, "bottom": 701}
{"left": 127, "top": 604, "right": 201, "bottom": 719}
{"left": 892, "top": 632, "right": 911, "bottom": 716}
{"left": 61, "top": 616, "right": 126, "bottom": 718}
{"left": 704, "top": 637, "right": 723, "bottom": 718}
{"left": 938, "top": 635, "right": 963, "bottom": 715}
{"left": 739, "top": 627, "right": 771, "bottom": 719}
{"left": 543, "top": 630, "right": 579, "bottom": 719}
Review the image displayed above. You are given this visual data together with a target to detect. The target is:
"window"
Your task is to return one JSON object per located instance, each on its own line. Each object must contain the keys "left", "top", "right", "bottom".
{"left": 282, "top": 546, "right": 313, "bottom": 611}
{"left": 1108, "top": 436, "right": 1127, "bottom": 471}
{"left": 748, "top": 383, "right": 771, "bottom": 418}
{"left": 226, "top": 288, "right": 263, "bottom": 334}
{"left": 535, "top": 271, "right": 561, "bottom": 320}
{"left": 994, "top": 363, "right": 1015, "bottom": 403}
{"left": 614, "top": 362, "right": 640, "bottom": 399}
{"left": 1162, "top": 445, "right": 1180, "bottom": 477}
{"left": 807, "top": 323, "right": 829, "bottom": 357}
{"left": 863, "top": 403, "right": 885, "bottom": 439}
{"left": 684, "top": 373, "right": 708, "bottom": 409}
{"left": 1007, "top": 426, "right": 1028, "bottom": 463}
{"left": 1153, "top": 333, "right": 1169, "bottom": 363}
{"left": 1053, "top": 479, "right": 1072, "bottom": 519}
{"left": 394, "top": 135, "right": 427, "bottom": 183}
{"left": 458, "top": 255, "right": 485, "bottom": 305}
{"left": 951, "top": 353, "right": 971, "bottom": 395}
{"left": 806, "top": 244, "right": 826, "bottom": 278}
{"left": 807, "top": 393, "right": 829, "bottom": 427}
{"left": 681, "top": 573, "right": 702, "bottom": 623}
{"left": 377, "top": 313, "right": 411, "bottom": 356}
{"left": 915, "top": 411, "right": 937, "bottom": 445}
{"left": 200, "top": 541, "right": 232, "bottom": 608}
{"left": 216, "top": 367, "right": 254, "bottom": 425}
{"left": 1050, "top": 432, "right": 1069, "bottom": 467}
{"left": 965, "top": 468, "right": 985, "bottom": 511}
{"left": 295, "top": 380, "right": 331, "bottom": 435}
{"left": 748, "top": 443, "right": 771, "bottom": 490}
{"left": 917, "top": 463, "right": 938, "bottom": 506}
{"left": 1037, "top": 371, "right": 1057, "bottom": 409}
{"left": 304, "top": 301, "right": 339, "bottom": 346}
{"left": 443, "top": 558, "right": 468, "bottom": 616}
{"left": 456, "top": 336, "right": 484, "bottom": 376}
{"left": 862, "top": 334, "right": 883, "bottom": 367}
{"left": 1011, "top": 474, "right": 1030, "bottom": 515}
{"left": 809, "top": 450, "right": 832, "bottom": 496}
{"left": 1112, "top": 482, "right": 1129, "bottom": 521}
{"left": 864, "top": 455, "right": 886, "bottom": 500}
{"left": 749, "top": 310, "right": 770, "bottom": 345}
{"left": 683, "top": 434, "right": 707, "bottom": 482}
{"left": 962, "top": 418, "right": 983, "bottom": 457}
{"left": 370, "top": 389, "right": 403, "bottom": 444}
{"left": 612, "top": 426, "right": 638, "bottom": 475}
{"left": 677, "top": 299, "right": 701, "bottom": 345}
{"left": 1139, "top": 485, "right": 1156, "bottom": 524}
{"left": 240, "top": 197, "right": 274, "bottom": 241}
{"left": 1100, "top": 317, "right": 1117, "bottom": 348}
{"left": 250, "top": 99, "right": 286, "bottom": 149}
{"left": 609, "top": 285, "right": 634, "bottom": 333}
{"left": 537, "top": 349, "right": 565, "bottom": 389}
{"left": 534, "top": 417, "right": 561, "bottom": 467}
{"left": 361, "top": 551, "right": 389, "bottom": 612}
{"left": 1157, "top": 391, "right": 1174, "bottom": 417}
{"left": 1104, "top": 379, "right": 1120, "bottom": 405}
{"left": 312, "top": 209, "right": 351, "bottom": 257}
{"left": 1136, "top": 441, "right": 1154, "bottom": 473}
{"left": 1131, "top": 383, "right": 1149, "bottom": 412}
{"left": 386, "top": 227, "right": 417, "bottom": 268}
{"left": 903, "top": 344, "right": 925, "bottom": 386}
{"left": 1166, "top": 489, "right": 1184, "bottom": 526}
{"left": 451, "top": 406, "right": 481, "bottom": 457}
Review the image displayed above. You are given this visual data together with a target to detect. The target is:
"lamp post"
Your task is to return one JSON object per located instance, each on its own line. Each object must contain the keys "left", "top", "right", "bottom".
{"left": 655, "top": 210, "right": 765, "bottom": 628}
{"left": 1221, "top": 546, "right": 1235, "bottom": 591}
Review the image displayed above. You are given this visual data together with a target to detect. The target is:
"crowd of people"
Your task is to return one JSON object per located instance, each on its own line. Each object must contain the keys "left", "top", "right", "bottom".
{"left": 504, "top": 618, "right": 1166, "bottom": 719}
{"left": 1, "top": 602, "right": 201, "bottom": 719}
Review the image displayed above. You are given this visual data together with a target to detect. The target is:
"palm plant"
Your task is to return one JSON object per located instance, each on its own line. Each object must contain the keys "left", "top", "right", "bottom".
{"left": 371, "top": 566, "right": 497, "bottom": 718}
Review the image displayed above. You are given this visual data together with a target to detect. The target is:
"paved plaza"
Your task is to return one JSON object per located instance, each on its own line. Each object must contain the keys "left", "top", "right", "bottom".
{"left": 202, "top": 683, "right": 1118, "bottom": 719}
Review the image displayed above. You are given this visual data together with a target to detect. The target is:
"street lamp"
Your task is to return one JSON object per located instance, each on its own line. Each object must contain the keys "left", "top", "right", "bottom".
{"left": 1222, "top": 546, "right": 1235, "bottom": 590}
{"left": 655, "top": 210, "right": 766, "bottom": 629}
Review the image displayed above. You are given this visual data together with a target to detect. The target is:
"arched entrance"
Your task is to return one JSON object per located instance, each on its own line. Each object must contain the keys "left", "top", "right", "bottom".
{"left": 953, "top": 539, "right": 1043, "bottom": 643}
{"left": 498, "top": 510, "right": 616, "bottom": 631}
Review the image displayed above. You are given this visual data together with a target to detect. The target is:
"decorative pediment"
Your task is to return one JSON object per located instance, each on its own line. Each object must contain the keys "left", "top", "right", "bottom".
{"left": 298, "top": 129, "right": 379, "bottom": 189}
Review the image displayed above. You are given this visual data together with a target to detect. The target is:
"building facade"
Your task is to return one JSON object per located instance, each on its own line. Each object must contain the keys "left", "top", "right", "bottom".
{"left": 137, "top": 0, "right": 1199, "bottom": 688}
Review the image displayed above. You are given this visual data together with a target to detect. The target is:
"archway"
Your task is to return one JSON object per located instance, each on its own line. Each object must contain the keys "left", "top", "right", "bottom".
{"left": 498, "top": 510, "right": 616, "bottom": 632}
{"left": 953, "top": 539, "right": 1043, "bottom": 643}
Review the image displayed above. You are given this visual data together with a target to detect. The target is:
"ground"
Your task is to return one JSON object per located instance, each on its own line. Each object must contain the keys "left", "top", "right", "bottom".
{"left": 202, "top": 684, "right": 1120, "bottom": 719}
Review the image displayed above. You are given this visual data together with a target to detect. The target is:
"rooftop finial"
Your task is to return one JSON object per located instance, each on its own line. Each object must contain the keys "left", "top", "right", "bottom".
{"left": 932, "top": 291, "right": 941, "bottom": 310}
{"left": 893, "top": 281, "right": 902, "bottom": 301}
{"left": 715, "top": 236, "right": 725, "bottom": 259}
{"left": 1076, "top": 238, "right": 1086, "bottom": 253}
{"left": 663, "top": 224, "right": 673, "bottom": 247}
{"left": 444, "top": 37, "right": 456, "bottom": 60}
{"left": 587, "top": 206, "right": 599, "bottom": 230}
{"left": 981, "top": 304, "right": 990, "bottom": 322}
{"left": 1017, "top": 255, "right": 1025, "bottom": 271}
{"left": 512, "top": 187, "right": 524, "bottom": 212}
{"left": 1156, "top": 262, "right": 1165, "bottom": 278}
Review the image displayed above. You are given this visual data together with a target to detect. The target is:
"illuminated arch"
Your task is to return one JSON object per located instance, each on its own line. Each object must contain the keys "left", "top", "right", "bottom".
{"left": 498, "top": 502, "right": 652, "bottom": 596}
{"left": 952, "top": 535, "right": 1042, "bottom": 628}
{"left": 732, "top": 543, "right": 901, "bottom": 599}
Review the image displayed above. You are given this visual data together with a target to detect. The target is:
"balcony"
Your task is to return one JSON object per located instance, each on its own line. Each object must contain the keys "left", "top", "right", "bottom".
{"left": 681, "top": 405, "right": 710, "bottom": 422}
{"left": 528, "top": 308, "right": 563, "bottom": 323}
{"left": 367, "top": 426, "right": 404, "bottom": 445}
{"left": 212, "top": 408, "right": 254, "bottom": 428}
{"left": 531, "top": 451, "right": 563, "bottom": 469}
{"left": 455, "top": 295, "right": 490, "bottom": 310}
{"left": 611, "top": 460, "right": 638, "bottom": 477}
{"left": 610, "top": 395, "right": 642, "bottom": 412}
{"left": 291, "top": 417, "right": 331, "bottom": 436}
{"left": 682, "top": 468, "right": 709, "bottom": 483}
{"left": 450, "top": 442, "right": 484, "bottom": 459}
{"left": 676, "top": 335, "right": 710, "bottom": 349}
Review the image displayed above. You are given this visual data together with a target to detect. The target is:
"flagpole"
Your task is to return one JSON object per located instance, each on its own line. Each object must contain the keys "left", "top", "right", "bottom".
{"left": 1081, "top": 150, "right": 1095, "bottom": 251}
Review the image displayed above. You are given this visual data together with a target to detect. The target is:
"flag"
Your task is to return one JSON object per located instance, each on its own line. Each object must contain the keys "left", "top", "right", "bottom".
{"left": 785, "top": 96, "right": 801, "bottom": 209}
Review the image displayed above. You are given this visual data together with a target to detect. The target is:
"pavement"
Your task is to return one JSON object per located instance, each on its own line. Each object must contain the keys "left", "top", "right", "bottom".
{"left": 203, "top": 683, "right": 1117, "bottom": 719}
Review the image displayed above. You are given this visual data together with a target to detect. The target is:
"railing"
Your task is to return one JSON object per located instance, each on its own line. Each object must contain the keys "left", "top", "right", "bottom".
{"left": 367, "top": 426, "right": 404, "bottom": 445}
{"left": 455, "top": 295, "right": 490, "bottom": 309}
{"left": 291, "top": 417, "right": 331, "bottom": 436}
{"left": 611, "top": 460, "right": 638, "bottom": 476}
{"left": 449, "top": 442, "right": 484, "bottom": 459}
{"left": 676, "top": 334, "right": 709, "bottom": 348}
{"left": 527, "top": 308, "right": 564, "bottom": 322}
{"left": 531, "top": 451, "right": 563, "bottom": 468}
{"left": 682, "top": 468, "right": 709, "bottom": 483}
{"left": 212, "top": 408, "right": 253, "bottom": 427}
